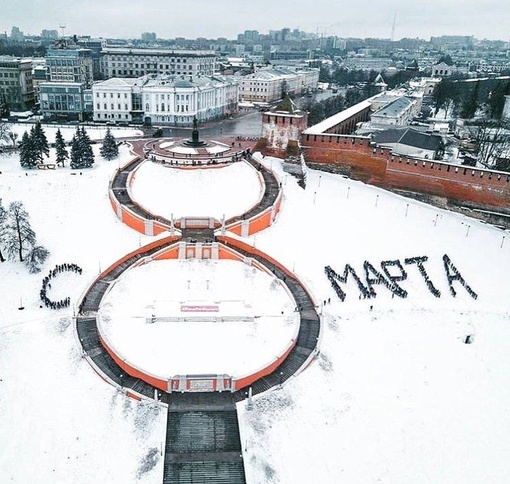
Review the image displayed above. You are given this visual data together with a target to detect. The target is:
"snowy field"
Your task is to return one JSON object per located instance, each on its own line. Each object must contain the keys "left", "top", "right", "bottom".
{"left": 238, "top": 157, "right": 510, "bottom": 484}
{"left": 1, "top": 137, "right": 510, "bottom": 483}
{"left": 98, "top": 258, "right": 298, "bottom": 377}
{"left": 130, "top": 160, "right": 262, "bottom": 220}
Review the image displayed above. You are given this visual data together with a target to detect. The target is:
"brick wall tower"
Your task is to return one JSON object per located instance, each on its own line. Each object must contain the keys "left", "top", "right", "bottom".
{"left": 261, "top": 94, "right": 308, "bottom": 157}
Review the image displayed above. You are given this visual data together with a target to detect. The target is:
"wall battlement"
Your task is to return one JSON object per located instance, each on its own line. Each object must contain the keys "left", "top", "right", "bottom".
{"left": 301, "top": 132, "right": 510, "bottom": 211}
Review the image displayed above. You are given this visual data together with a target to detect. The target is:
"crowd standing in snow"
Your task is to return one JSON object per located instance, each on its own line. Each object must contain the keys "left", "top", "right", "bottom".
{"left": 40, "top": 263, "right": 83, "bottom": 310}
{"left": 325, "top": 254, "right": 477, "bottom": 302}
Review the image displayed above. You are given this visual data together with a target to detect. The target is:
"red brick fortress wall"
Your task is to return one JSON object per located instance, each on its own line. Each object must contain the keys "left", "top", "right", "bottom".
{"left": 301, "top": 133, "right": 510, "bottom": 210}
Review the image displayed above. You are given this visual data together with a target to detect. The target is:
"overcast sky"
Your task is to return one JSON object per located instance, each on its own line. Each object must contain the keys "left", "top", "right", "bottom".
{"left": 1, "top": 0, "right": 508, "bottom": 41}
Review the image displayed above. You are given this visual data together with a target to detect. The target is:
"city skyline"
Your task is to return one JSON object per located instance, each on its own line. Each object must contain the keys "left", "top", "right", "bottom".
{"left": 1, "top": 0, "right": 509, "bottom": 42}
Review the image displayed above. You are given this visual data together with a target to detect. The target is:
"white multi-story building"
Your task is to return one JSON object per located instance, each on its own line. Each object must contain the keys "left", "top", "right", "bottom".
{"left": 92, "top": 74, "right": 238, "bottom": 126}
{"left": 238, "top": 66, "right": 319, "bottom": 103}
{"left": 100, "top": 48, "right": 216, "bottom": 79}
{"left": 370, "top": 96, "right": 419, "bottom": 127}
{"left": 92, "top": 78, "right": 145, "bottom": 123}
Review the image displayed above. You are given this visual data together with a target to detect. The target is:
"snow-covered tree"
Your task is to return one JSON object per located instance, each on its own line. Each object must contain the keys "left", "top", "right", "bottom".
{"left": 3, "top": 201, "right": 49, "bottom": 272}
{"left": 8, "top": 131, "right": 18, "bottom": 148}
{"left": 24, "top": 244, "right": 50, "bottom": 273}
{"left": 99, "top": 128, "right": 119, "bottom": 160}
{"left": 70, "top": 126, "right": 94, "bottom": 169}
{"left": 19, "top": 131, "right": 38, "bottom": 168}
{"left": 0, "top": 198, "right": 7, "bottom": 263}
{"left": 31, "top": 122, "right": 50, "bottom": 163}
{"left": 0, "top": 94, "right": 9, "bottom": 118}
{"left": 5, "top": 201, "right": 36, "bottom": 262}
{"left": 55, "top": 128, "right": 68, "bottom": 167}
{"left": 80, "top": 127, "right": 95, "bottom": 167}
{"left": 0, "top": 120, "right": 11, "bottom": 144}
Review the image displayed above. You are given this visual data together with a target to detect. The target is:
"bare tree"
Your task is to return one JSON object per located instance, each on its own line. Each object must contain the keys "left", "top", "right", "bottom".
{"left": 0, "top": 199, "right": 7, "bottom": 262}
{"left": 2, "top": 200, "right": 49, "bottom": 271}
{"left": 467, "top": 119, "right": 510, "bottom": 169}
{"left": 8, "top": 131, "right": 18, "bottom": 148}
{"left": 5, "top": 201, "right": 36, "bottom": 262}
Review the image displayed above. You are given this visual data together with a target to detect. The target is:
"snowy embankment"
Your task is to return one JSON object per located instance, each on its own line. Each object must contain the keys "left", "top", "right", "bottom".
{"left": 238, "top": 155, "right": 510, "bottom": 484}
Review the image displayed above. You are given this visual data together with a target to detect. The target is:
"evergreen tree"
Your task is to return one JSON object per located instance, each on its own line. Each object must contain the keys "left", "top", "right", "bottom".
{"left": 461, "top": 81, "right": 480, "bottom": 119}
{"left": 31, "top": 121, "right": 49, "bottom": 163}
{"left": 488, "top": 80, "right": 510, "bottom": 119}
{"left": 99, "top": 128, "right": 119, "bottom": 160}
{"left": 79, "top": 127, "right": 95, "bottom": 168}
{"left": 70, "top": 132, "right": 81, "bottom": 169}
{"left": 19, "top": 131, "right": 38, "bottom": 168}
{"left": 432, "top": 79, "right": 460, "bottom": 117}
{"left": 0, "top": 93, "right": 9, "bottom": 118}
{"left": 24, "top": 244, "right": 50, "bottom": 273}
{"left": 54, "top": 128, "right": 68, "bottom": 167}
{"left": 70, "top": 127, "right": 95, "bottom": 169}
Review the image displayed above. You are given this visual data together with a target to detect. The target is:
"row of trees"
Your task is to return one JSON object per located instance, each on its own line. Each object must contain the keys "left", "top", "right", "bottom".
{"left": 432, "top": 78, "right": 510, "bottom": 119}
{"left": 17, "top": 123, "right": 119, "bottom": 168}
{"left": 0, "top": 199, "right": 49, "bottom": 273}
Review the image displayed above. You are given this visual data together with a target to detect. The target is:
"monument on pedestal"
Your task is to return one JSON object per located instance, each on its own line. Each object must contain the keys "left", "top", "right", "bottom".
{"left": 184, "top": 117, "right": 207, "bottom": 147}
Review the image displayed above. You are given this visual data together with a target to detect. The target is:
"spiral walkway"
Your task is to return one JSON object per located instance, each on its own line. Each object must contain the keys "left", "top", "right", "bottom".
{"left": 76, "top": 137, "right": 322, "bottom": 483}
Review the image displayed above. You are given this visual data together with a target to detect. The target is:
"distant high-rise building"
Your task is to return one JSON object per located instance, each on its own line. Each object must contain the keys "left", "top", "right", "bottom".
{"left": 40, "top": 47, "right": 94, "bottom": 121}
{"left": 141, "top": 32, "right": 157, "bottom": 42}
{"left": 0, "top": 56, "right": 35, "bottom": 110}
{"left": 430, "top": 35, "right": 474, "bottom": 50}
{"left": 100, "top": 48, "right": 217, "bottom": 79}
{"left": 77, "top": 38, "right": 104, "bottom": 79}
{"left": 45, "top": 48, "right": 94, "bottom": 84}
{"left": 10, "top": 26, "right": 24, "bottom": 41}
{"left": 244, "top": 30, "right": 260, "bottom": 42}
{"left": 235, "top": 44, "right": 245, "bottom": 57}
{"left": 41, "top": 29, "right": 59, "bottom": 40}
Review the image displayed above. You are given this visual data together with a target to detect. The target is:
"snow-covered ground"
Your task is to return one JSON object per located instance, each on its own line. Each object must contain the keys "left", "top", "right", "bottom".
{"left": 98, "top": 259, "right": 298, "bottom": 377}
{"left": 130, "top": 160, "right": 262, "bottom": 220}
{"left": 1, "top": 138, "right": 510, "bottom": 483}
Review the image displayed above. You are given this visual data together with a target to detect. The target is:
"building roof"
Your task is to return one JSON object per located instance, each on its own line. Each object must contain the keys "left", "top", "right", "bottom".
{"left": 371, "top": 96, "right": 414, "bottom": 119}
{"left": 93, "top": 78, "right": 143, "bottom": 88}
{"left": 373, "top": 73, "right": 387, "bottom": 86}
{"left": 373, "top": 127, "right": 443, "bottom": 152}
{"left": 271, "top": 94, "right": 300, "bottom": 114}
{"left": 304, "top": 97, "right": 375, "bottom": 135}
{"left": 101, "top": 47, "right": 216, "bottom": 57}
